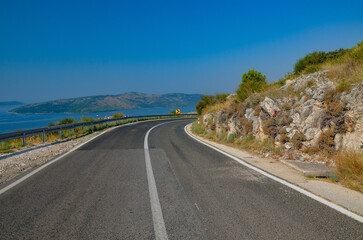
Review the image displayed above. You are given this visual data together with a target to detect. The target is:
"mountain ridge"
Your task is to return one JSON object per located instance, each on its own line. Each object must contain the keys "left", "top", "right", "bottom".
{"left": 10, "top": 92, "right": 202, "bottom": 114}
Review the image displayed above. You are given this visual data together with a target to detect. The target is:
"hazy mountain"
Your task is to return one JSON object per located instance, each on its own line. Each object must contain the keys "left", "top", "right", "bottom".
{"left": 10, "top": 92, "right": 202, "bottom": 113}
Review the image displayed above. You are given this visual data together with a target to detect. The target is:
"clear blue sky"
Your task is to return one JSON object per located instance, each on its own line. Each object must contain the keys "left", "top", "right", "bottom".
{"left": 1, "top": 0, "right": 363, "bottom": 103}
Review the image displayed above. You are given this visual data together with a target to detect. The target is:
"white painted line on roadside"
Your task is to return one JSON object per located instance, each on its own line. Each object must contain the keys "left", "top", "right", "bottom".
{"left": 184, "top": 124, "right": 363, "bottom": 223}
{"left": 144, "top": 122, "right": 170, "bottom": 240}
{"left": 0, "top": 120, "right": 145, "bottom": 196}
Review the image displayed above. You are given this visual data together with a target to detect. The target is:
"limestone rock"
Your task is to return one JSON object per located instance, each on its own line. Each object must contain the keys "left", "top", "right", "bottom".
{"left": 202, "top": 113, "right": 214, "bottom": 128}
{"left": 339, "top": 84, "right": 363, "bottom": 150}
{"left": 312, "top": 78, "right": 336, "bottom": 100}
{"left": 245, "top": 108, "right": 259, "bottom": 134}
{"left": 260, "top": 97, "right": 281, "bottom": 117}
{"left": 215, "top": 111, "right": 229, "bottom": 135}
{"left": 227, "top": 113, "right": 240, "bottom": 138}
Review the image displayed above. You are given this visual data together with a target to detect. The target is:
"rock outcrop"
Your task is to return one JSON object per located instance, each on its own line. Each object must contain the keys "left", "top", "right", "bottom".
{"left": 201, "top": 71, "right": 363, "bottom": 152}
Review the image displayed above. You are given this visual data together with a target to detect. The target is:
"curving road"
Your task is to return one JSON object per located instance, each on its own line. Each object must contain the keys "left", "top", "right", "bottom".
{"left": 0, "top": 119, "right": 362, "bottom": 239}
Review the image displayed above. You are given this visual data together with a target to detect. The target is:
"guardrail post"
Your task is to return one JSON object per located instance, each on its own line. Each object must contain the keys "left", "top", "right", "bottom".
{"left": 22, "top": 133, "right": 26, "bottom": 146}
{"left": 59, "top": 129, "right": 62, "bottom": 140}
{"left": 42, "top": 130, "right": 46, "bottom": 143}
{"left": 72, "top": 128, "right": 75, "bottom": 135}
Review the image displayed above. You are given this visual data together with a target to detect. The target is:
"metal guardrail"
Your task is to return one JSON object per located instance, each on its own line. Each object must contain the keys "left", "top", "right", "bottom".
{"left": 0, "top": 114, "right": 197, "bottom": 145}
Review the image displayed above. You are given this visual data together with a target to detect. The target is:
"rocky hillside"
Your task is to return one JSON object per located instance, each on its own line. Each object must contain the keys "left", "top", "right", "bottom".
{"left": 194, "top": 42, "right": 363, "bottom": 190}
{"left": 10, "top": 92, "right": 202, "bottom": 113}
{"left": 200, "top": 71, "right": 362, "bottom": 155}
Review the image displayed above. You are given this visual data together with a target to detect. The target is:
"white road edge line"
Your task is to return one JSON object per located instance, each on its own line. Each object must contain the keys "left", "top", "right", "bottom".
{"left": 0, "top": 121, "right": 141, "bottom": 196}
{"left": 184, "top": 124, "right": 363, "bottom": 224}
{"left": 144, "top": 122, "right": 170, "bottom": 240}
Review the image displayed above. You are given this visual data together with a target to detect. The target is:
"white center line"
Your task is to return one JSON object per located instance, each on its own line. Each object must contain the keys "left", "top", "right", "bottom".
{"left": 144, "top": 122, "right": 170, "bottom": 240}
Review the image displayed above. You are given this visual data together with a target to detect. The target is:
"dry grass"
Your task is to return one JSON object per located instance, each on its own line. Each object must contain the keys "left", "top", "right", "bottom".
{"left": 334, "top": 150, "right": 363, "bottom": 192}
{"left": 203, "top": 97, "right": 235, "bottom": 114}
{"left": 0, "top": 129, "right": 90, "bottom": 154}
{"left": 323, "top": 60, "right": 363, "bottom": 89}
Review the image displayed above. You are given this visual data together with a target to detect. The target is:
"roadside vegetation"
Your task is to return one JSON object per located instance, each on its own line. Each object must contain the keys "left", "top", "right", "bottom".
{"left": 196, "top": 93, "right": 229, "bottom": 115}
{"left": 334, "top": 151, "right": 363, "bottom": 191}
{"left": 193, "top": 41, "right": 363, "bottom": 191}
{"left": 0, "top": 113, "right": 186, "bottom": 154}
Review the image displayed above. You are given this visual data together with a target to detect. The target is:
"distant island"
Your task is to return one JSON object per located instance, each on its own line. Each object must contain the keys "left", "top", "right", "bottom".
{"left": 0, "top": 101, "right": 24, "bottom": 107}
{"left": 10, "top": 92, "right": 202, "bottom": 114}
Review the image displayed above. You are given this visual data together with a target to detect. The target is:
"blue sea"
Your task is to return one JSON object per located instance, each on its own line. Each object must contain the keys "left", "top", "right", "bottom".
{"left": 0, "top": 105, "right": 196, "bottom": 134}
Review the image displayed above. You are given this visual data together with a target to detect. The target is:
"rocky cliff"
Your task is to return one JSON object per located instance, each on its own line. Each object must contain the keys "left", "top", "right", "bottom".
{"left": 201, "top": 71, "right": 363, "bottom": 157}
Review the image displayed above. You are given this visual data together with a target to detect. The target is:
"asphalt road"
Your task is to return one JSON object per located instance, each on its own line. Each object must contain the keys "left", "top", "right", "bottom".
{"left": 0, "top": 119, "right": 362, "bottom": 239}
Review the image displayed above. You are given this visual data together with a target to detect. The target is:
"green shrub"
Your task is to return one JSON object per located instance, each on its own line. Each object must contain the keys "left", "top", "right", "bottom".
{"left": 196, "top": 93, "right": 230, "bottom": 115}
{"left": 294, "top": 47, "right": 354, "bottom": 75}
{"left": 227, "top": 133, "right": 237, "bottom": 143}
{"left": 81, "top": 117, "right": 95, "bottom": 122}
{"left": 63, "top": 129, "right": 74, "bottom": 138}
{"left": 305, "top": 64, "right": 321, "bottom": 73}
{"left": 349, "top": 41, "right": 363, "bottom": 62}
{"left": 236, "top": 69, "right": 266, "bottom": 102}
{"left": 216, "top": 93, "right": 229, "bottom": 103}
{"left": 56, "top": 118, "right": 75, "bottom": 126}
{"left": 1, "top": 142, "right": 12, "bottom": 152}
{"left": 191, "top": 121, "right": 206, "bottom": 135}
{"left": 270, "top": 78, "right": 287, "bottom": 88}
{"left": 87, "top": 127, "right": 93, "bottom": 134}
{"left": 112, "top": 113, "right": 124, "bottom": 118}
{"left": 294, "top": 51, "right": 326, "bottom": 74}
{"left": 196, "top": 95, "right": 217, "bottom": 115}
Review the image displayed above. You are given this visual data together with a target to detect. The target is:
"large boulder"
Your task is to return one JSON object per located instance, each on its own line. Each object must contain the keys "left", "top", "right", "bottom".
{"left": 289, "top": 99, "right": 324, "bottom": 144}
{"left": 260, "top": 97, "right": 281, "bottom": 117}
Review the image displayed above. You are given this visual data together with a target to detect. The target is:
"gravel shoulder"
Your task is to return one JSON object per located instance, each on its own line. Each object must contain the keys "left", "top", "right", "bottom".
{"left": 186, "top": 124, "right": 363, "bottom": 217}
{"left": 0, "top": 131, "right": 104, "bottom": 184}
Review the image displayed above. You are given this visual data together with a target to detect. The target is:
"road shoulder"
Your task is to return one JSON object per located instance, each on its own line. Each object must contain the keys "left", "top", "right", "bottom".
{"left": 185, "top": 124, "right": 363, "bottom": 217}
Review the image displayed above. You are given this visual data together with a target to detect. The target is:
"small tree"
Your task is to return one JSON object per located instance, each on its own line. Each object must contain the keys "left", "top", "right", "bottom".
{"left": 215, "top": 93, "right": 229, "bottom": 103}
{"left": 56, "top": 118, "right": 75, "bottom": 126}
{"left": 112, "top": 113, "right": 124, "bottom": 118}
{"left": 196, "top": 95, "right": 217, "bottom": 115}
{"left": 294, "top": 51, "right": 326, "bottom": 74}
{"left": 236, "top": 69, "right": 266, "bottom": 101}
